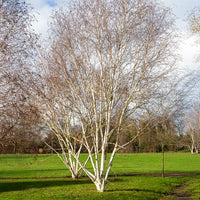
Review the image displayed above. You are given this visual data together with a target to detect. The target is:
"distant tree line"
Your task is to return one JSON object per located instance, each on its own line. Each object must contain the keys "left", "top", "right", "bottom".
{"left": 0, "top": 113, "right": 197, "bottom": 154}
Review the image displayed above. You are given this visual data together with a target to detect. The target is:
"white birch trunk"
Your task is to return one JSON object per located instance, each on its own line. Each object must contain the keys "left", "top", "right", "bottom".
{"left": 38, "top": 0, "right": 180, "bottom": 192}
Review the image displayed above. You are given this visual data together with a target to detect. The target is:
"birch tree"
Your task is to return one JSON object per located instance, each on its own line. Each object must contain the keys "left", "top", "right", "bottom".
{"left": 37, "top": 71, "right": 89, "bottom": 179}
{"left": 38, "top": 0, "right": 180, "bottom": 191}
{"left": 185, "top": 102, "right": 200, "bottom": 154}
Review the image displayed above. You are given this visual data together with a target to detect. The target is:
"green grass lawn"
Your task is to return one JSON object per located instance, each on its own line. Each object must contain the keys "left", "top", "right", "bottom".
{"left": 0, "top": 153, "right": 200, "bottom": 178}
{"left": 0, "top": 176, "right": 190, "bottom": 200}
{"left": 0, "top": 153, "right": 200, "bottom": 199}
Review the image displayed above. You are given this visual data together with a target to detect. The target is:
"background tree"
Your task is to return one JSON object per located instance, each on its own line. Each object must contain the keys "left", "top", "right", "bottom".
{"left": 0, "top": 0, "right": 41, "bottom": 153}
{"left": 36, "top": 0, "right": 183, "bottom": 192}
{"left": 189, "top": 8, "right": 200, "bottom": 37}
{"left": 185, "top": 102, "right": 200, "bottom": 154}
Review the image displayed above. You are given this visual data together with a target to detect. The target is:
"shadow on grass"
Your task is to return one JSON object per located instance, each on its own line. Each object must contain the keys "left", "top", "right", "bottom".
{"left": 0, "top": 169, "right": 70, "bottom": 179}
{"left": 0, "top": 168, "right": 93, "bottom": 178}
{"left": 0, "top": 179, "right": 91, "bottom": 193}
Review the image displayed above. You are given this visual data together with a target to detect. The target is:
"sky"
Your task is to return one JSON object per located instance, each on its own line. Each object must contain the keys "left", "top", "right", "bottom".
{"left": 27, "top": 0, "right": 200, "bottom": 71}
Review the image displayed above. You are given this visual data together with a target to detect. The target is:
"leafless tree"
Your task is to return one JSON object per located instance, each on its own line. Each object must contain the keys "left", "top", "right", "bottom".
{"left": 0, "top": 0, "right": 40, "bottom": 152}
{"left": 37, "top": 0, "right": 183, "bottom": 191}
{"left": 185, "top": 102, "right": 200, "bottom": 154}
{"left": 32, "top": 56, "right": 90, "bottom": 179}
{"left": 188, "top": 8, "right": 200, "bottom": 36}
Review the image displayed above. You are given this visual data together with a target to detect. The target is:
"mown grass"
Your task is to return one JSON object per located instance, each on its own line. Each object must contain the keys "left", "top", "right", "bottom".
{"left": 0, "top": 153, "right": 200, "bottom": 178}
{"left": 0, "top": 153, "right": 200, "bottom": 199}
{"left": 0, "top": 176, "right": 190, "bottom": 200}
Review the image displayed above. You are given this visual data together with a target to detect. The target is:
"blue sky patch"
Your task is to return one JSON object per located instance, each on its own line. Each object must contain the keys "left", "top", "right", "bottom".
{"left": 47, "top": 0, "right": 56, "bottom": 7}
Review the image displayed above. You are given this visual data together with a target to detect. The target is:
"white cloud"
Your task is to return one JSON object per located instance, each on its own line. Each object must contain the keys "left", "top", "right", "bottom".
{"left": 27, "top": 0, "right": 66, "bottom": 37}
{"left": 179, "top": 35, "right": 199, "bottom": 69}
{"left": 163, "top": 0, "right": 200, "bottom": 70}
{"left": 162, "top": 0, "right": 200, "bottom": 29}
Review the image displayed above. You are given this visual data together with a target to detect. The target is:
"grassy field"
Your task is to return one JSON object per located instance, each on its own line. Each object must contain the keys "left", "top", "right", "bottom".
{"left": 1, "top": 153, "right": 200, "bottom": 178}
{"left": 0, "top": 153, "right": 200, "bottom": 199}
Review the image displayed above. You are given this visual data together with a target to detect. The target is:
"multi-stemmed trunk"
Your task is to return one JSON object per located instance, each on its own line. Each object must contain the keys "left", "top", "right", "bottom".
{"left": 94, "top": 179, "right": 106, "bottom": 192}
{"left": 38, "top": 0, "right": 180, "bottom": 192}
{"left": 44, "top": 140, "right": 85, "bottom": 179}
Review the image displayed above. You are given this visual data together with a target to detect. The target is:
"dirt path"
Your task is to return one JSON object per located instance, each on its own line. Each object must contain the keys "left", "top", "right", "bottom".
{"left": 162, "top": 182, "right": 192, "bottom": 200}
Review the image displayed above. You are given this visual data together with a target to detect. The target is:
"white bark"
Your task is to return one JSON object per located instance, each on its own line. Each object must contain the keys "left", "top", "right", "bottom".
{"left": 37, "top": 0, "right": 180, "bottom": 192}
{"left": 186, "top": 103, "right": 200, "bottom": 154}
